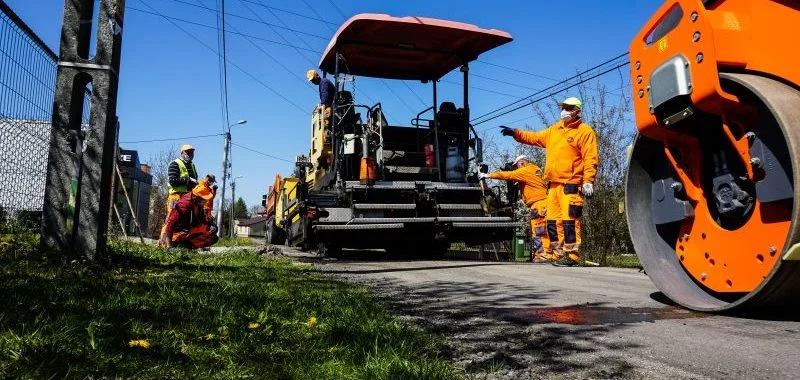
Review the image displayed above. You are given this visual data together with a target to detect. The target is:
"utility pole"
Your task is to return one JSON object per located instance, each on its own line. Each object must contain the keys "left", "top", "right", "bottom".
{"left": 215, "top": 131, "right": 230, "bottom": 237}
{"left": 41, "top": 0, "right": 125, "bottom": 260}
{"left": 215, "top": 119, "right": 245, "bottom": 237}
{"left": 230, "top": 179, "right": 236, "bottom": 238}
{"left": 230, "top": 175, "right": 242, "bottom": 238}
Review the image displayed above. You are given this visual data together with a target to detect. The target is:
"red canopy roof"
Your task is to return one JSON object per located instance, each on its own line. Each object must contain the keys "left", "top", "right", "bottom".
{"left": 318, "top": 14, "right": 513, "bottom": 80}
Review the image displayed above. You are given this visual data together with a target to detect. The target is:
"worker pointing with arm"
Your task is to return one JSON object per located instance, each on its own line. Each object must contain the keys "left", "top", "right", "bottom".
{"left": 478, "top": 155, "right": 551, "bottom": 263}
{"left": 499, "top": 97, "right": 599, "bottom": 266}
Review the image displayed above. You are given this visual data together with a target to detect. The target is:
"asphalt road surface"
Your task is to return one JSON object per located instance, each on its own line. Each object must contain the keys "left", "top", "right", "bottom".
{"left": 283, "top": 248, "right": 800, "bottom": 380}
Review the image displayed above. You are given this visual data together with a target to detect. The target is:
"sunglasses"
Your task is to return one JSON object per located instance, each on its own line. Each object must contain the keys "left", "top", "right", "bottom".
{"left": 561, "top": 105, "right": 577, "bottom": 111}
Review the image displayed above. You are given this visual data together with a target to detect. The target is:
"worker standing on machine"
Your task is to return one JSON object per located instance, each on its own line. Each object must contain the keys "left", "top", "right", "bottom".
{"left": 499, "top": 97, "right": 598, "bottom": 266}
{"left": 479, "top": 155, "right": 551, "bottom": 262}
{"left": 307, "top": 69, "right": 336, "bottom": 130}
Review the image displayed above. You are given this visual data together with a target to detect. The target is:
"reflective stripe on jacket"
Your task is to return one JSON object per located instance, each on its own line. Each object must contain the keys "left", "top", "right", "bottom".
{"left": 513, "top": 118, "right": 598, "bottom": 184}
{"left": 168, "top": 158, "right": 197, "bottom": 194}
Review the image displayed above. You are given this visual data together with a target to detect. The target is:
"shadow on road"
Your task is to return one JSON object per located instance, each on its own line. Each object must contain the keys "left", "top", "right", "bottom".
{"left": 349, "top": 276, "right": 706, "bottom": 379}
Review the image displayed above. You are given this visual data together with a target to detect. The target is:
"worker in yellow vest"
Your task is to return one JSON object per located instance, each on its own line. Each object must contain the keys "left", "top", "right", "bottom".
{"left": 159, "top": 144, "right": 198, "bottom": 244}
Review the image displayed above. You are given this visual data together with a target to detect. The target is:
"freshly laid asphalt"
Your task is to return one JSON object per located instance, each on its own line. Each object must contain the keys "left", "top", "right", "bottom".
{"left": 277, "top": 248, "right": 800, "bottom": 380}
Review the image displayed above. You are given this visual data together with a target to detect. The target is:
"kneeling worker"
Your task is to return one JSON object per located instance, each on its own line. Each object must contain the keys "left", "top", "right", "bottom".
{"left": 158, "top": 178, "right": 219, "bottom": 249}
{"left": 479, "top": 155, "right": 551, "bottom": 262}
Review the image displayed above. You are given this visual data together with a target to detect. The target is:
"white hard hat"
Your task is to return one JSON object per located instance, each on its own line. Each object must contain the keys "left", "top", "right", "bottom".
{"left": 513, "top": 155, "right": 528, "bottom": 166}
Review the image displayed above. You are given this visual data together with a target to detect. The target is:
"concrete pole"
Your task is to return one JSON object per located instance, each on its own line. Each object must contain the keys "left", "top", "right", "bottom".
{"left": 41, "top": 0, "right": 125, "bottom": 260}
{"left": 215, "top": 132, "right": 230, "bottom": 237}
{"left": 230, "top": 180, "right": 236, "bottom": 238}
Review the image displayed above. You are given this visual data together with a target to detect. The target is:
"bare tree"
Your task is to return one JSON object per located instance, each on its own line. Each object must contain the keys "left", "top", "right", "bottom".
{"left": 147, "top": 145, "right": 178, "bottom": 238}
{"left": 249, "top": 204, "right": 265, "bottom": 216}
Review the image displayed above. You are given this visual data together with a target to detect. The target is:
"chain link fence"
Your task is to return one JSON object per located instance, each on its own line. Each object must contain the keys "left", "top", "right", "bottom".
{"left": 0, "top": 1, "right": 91, "bottom": 227}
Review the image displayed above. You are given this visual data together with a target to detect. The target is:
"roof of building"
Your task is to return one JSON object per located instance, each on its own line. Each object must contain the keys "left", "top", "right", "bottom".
{"left": 237, "top": 216, "right": 267, "bottom": 227}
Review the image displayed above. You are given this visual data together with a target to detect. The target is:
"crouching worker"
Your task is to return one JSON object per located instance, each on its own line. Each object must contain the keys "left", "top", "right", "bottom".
{"left": 478, "top": 155, "right": 550, "bottom": 263}
{"left": 158, "top": 177, "right": 219, "bottom": 249}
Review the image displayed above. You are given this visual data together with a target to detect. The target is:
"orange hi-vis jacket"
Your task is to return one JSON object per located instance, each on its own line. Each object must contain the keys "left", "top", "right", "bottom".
{"left": 513, "top": 118, "right": 598, "bottom": 185}
{"left": 487, "top": 163, "right": 547, "bottom": 207}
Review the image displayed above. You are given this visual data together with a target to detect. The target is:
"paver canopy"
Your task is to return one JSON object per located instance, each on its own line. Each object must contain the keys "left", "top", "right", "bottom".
{"left": 318, "top": 13, "right": 513, "bottom": 81}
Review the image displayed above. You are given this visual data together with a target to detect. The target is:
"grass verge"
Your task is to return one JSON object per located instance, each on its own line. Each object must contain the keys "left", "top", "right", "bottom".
{"left": 216, "top": 236, "right": 254, "bottom": 247}
{"left": 604, "top": 254, "right": 642, "bottom": 269}
{"left": 0, "top": 239, "right": 460, "bottom": 379}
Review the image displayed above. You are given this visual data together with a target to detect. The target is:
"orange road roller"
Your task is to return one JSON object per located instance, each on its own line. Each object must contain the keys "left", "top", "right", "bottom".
{"left": 627, "top": 0, "right": 800, "bottom": 311}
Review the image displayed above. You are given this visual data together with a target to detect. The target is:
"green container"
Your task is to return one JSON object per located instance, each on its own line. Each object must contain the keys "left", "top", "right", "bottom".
{"left": 514, "top": 232, "right": 527, "bottom": 260}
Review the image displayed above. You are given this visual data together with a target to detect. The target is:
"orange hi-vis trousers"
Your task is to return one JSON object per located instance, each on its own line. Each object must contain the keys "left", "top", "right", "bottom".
{"left": 529, "top": 199, "right": 550, "bottom": 260}
{"left": 159, "top": 192, "right": 183, "bottom": 243}
{"left": 546, "top": 182, "right": 584, "bottom": 262}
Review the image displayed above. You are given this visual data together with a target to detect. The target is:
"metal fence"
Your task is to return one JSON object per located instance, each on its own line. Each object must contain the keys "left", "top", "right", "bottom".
{"left": 0, "top": 1, "right": 90, "bottom": 225}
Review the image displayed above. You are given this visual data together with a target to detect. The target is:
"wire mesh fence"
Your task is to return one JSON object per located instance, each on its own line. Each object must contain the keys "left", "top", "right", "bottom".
{"left": 0, "top": 2, "right": 90, "bottom": 228}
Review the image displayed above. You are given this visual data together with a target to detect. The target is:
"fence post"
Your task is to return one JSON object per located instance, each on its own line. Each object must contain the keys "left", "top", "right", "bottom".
{"left": 41, "top": 0, "right": 126, "bottom": 260}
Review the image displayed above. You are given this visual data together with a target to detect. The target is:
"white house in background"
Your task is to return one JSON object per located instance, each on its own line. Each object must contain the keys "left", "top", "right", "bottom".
{"left": 235, "top": 216, "right": 267, "bottom": 237}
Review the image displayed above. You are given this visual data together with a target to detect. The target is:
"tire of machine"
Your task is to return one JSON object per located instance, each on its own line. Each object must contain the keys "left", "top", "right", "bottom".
{"left": 266, "top": 216, "right": 286, "bottom": 245}
{"left": 626, "top": 73, "right": 800, "bottom": 312}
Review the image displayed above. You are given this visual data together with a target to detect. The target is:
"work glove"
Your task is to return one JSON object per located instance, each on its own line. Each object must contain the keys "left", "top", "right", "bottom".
{"left": 477, "top": 172, "right": 489, "bottom": 180}
{"left": 499, "top": 125, "right": 516, "bottom": 137}
{"left": 582, "top": 182, "right": 594, "bottom": 198}
{"left": 157, "top": 234, "right": 169, "bottom": 248}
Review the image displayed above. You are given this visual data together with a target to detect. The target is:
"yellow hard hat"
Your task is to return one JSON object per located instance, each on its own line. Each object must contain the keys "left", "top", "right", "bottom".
{"left": 181, "top": 144, "right": 195, "bottom": 152}
{"left": 306, "top": 69, "right": 317, "bottom": 81}
{"left": 558, "top": 97, "right": 583, "bottom": 110}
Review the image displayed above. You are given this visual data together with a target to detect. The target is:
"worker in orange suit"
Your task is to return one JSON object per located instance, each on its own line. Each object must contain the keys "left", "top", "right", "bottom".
{"left": 479, "top": 155, "right": 551, "bottom": 262}
{"left": 158, "top": 178, "right": 219, "bottom": 249}
{"left": 499, "top": 97, "right": 598, "bottom": 266}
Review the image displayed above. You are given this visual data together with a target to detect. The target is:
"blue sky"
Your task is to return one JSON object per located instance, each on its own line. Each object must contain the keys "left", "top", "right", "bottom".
{"left": 6, "top": 0, "right": 664, "bottom": 209}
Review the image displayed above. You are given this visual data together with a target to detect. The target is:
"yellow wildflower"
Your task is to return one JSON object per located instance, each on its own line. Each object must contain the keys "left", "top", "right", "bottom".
{"left": 128, "top": 339, "right": 151, "bottom": 349}
{"left": 202, "top": 333, "right": 215, "bottom": 341}
{"left": 247, "top": 322, "right": 260, "bottom": 330}
{"left": 306, "top": 316, "right": 318, "bottom": 329}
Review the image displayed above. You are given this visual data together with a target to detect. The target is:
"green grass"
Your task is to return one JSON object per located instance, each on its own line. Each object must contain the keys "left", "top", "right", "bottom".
{"left": 216, "top": 236, "right": 255, "bottom": 247}
{"left": 0, "top": 239, "right": 460, "bottom": 379}
{"left": 604, "top": 254, "right": 642, "bottom": 268}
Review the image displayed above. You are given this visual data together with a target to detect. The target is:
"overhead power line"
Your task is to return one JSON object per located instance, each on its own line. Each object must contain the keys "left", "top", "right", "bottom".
{"left": 471, "top": 52, "right": 630, "bottom": 124}
{"left": 166, "top": 0, "right": 328, "bottom": 40}
{"left": 120, "top": 133, "right": 222, "bottom": 144}
{"left": 238, "top": 0, "right": 318, "bottom": 66}
{"left": 192, "top": 0, "right": 309, "bottom": 87}
{"left": 219, "top": 0, "right": 232, "bottom": 133}
{"left": 326, "top": 0, "right": 348, "bottom": 21}
{"left": 137, "top": 0, "right": 307, "bottom": 114}
{"left": 127, "top": 6, "right": 320, "bottom": 53}
{"left": 475, "top": 60, "right": 559, "bottom": 82}
{"left": 474, "top": 60, "right": 631, "bottom": 129}
{"left": 231, "top": 142, "right": 293, "bottom": 163}
{"left": 440, "top": 80, "right": 519, "bottom": 98}
{"left": 238, "top": 0, "right": 338, "bottom": 26}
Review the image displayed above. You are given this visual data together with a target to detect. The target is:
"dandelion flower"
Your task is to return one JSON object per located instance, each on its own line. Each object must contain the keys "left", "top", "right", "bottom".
{"left": 128, "top": 339, "right": 151, "bottom": 349}
{"left": 306, "top": 316, "right": 318, "bottom": 329}
{"left": 247, "top": 322, "right": 260, "bottom": 329}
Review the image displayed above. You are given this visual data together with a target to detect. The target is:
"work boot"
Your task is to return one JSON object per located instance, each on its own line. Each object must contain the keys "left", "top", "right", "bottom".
{"left": 552, "top": 252, "right": 580, "bottom": 267}
{"left": 531, "top": 253, "right": 550, "bottom": 264}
